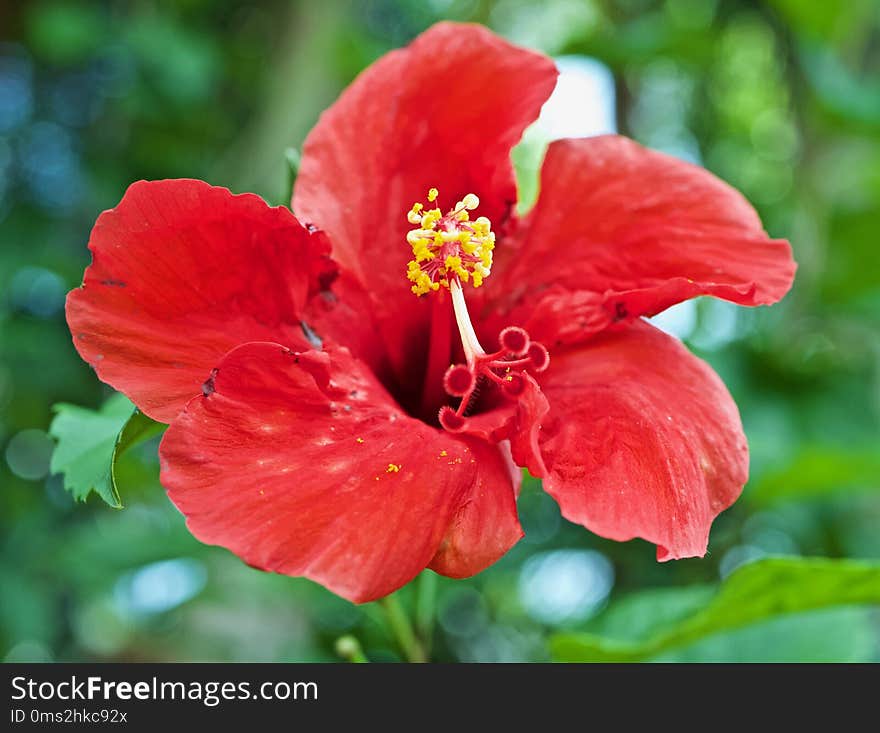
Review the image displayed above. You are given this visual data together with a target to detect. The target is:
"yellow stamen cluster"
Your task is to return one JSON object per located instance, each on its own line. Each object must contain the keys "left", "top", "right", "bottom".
{"left": 405, "top": 188, "right": 495, "bottom": 296}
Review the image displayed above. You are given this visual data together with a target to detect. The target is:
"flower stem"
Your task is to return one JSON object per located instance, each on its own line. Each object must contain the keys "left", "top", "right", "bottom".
{"left": 379, "top": 594, "right": 427, "bottom": 663}
{"left": 415, "top": 571, "right": 437, "bottom": 657}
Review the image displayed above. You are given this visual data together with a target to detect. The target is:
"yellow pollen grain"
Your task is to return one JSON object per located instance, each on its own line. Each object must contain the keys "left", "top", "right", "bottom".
{"left": 423, "top": 209, "right": 442, "bottom": 228}
{"left": 440, "top": 450, "right": 448, "bottom": 457}
{"left": 386, "top": 463, "right": 401, "bottom": 473}
{"left": 356, "top": 437, "right": 364, "bottom": 444}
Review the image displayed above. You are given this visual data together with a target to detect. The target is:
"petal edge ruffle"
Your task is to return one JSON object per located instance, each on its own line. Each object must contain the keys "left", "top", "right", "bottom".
{"left": 488, "top": 136, "right": 796, "bottom": 345}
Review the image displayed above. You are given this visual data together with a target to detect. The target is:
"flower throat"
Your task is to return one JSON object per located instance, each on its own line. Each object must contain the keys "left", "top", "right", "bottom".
{"left": 405, "top": 188, "right": 549, "bottom": 433}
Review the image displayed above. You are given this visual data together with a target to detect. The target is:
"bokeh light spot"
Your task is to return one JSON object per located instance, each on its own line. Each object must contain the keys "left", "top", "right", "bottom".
{"left": 5, "top": 429, "right": 54, "bottom": 480}
{"left": 518, "top": 549, "right": 614, "bottom": 625}
{"left": 113, "top": 558, "right": 207, "bottom": 618}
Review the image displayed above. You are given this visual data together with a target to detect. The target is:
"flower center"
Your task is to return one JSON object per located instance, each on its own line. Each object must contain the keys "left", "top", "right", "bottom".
{"left": 404, "top": 187, "right": 549, "bottom": 433}
{"left": 405, "top": 188, "right": 495, "bottom": 295}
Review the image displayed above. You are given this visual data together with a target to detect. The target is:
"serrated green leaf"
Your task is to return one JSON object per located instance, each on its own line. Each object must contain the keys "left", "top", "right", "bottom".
{"left": 550, "top": 557, "right": 880, "bottom": 662}
{"left": 114, "top": 405, "right": 165, "bottom": 461}
{"left": 49, "top": 393, "right": 164, "bottom": 508}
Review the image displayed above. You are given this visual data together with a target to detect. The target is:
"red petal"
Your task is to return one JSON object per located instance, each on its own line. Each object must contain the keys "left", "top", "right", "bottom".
{"left": 301, "top": 270, "right": 395, "bottom": 386}
{"left": 429, "top": 440, "right": 523, "bottom": 579}
{"left": 66, "top": 180, "right": 333, "bottom": 422}
{"left": 490, "top": 136, "right": 796, "bottom": 344}
{"left": 293, "top": 22, "right": 556, "bottom": 380}
{"left": 538, "top": 321, "right": 748, "bottom": 560}
{"left": 159, "top": 342, "right": 517, "bottom": 603}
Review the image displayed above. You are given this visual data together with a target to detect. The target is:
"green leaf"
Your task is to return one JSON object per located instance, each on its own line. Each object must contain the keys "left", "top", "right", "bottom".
{"left": 550, "top": 557, "right": 880, "bottom": 662}
{"left": 114, "top": 405, "right": 165, "bottom": 462}
{"left": 652, "top": 607, "right": 878, "bottom": 663}
{"left": 49, "top": 394, "right": 165, "bottom": 508}
{"left": 749, "top": 445, "right": 880, "bottom": 505}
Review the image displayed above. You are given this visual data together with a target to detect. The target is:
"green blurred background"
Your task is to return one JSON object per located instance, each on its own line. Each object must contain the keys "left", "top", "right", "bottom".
{"left": 1, "top": 0, "right": 879, "bottom": 663}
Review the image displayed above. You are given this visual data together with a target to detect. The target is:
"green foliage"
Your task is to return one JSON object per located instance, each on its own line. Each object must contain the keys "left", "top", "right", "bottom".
{"left": 114, "top": 406, "right": 166, "bottom": 466}
{"left": 25, "top": 1, "right": 109, "bottom": 64}
{"left": 2, "top": 0, "right": 879, "bottom": 662}
{"left": 551, "top": 557, "right": 880, "bottom": 662}
{"left": 49, "top": 394, "right": 164, "bottom": 508}
{"left": 652, "top": 607, "right": 878, "bottom": 663}
{"left": 765, "top": 0, "right": 875, "bottom": 42}
{"left": 750, "top": 445, "right": 880, "bottom": 505}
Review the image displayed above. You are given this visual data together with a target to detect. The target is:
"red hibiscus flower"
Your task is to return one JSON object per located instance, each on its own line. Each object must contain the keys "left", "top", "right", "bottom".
{"left": 66, "top": 22, "right": 796, "bottom": 603}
